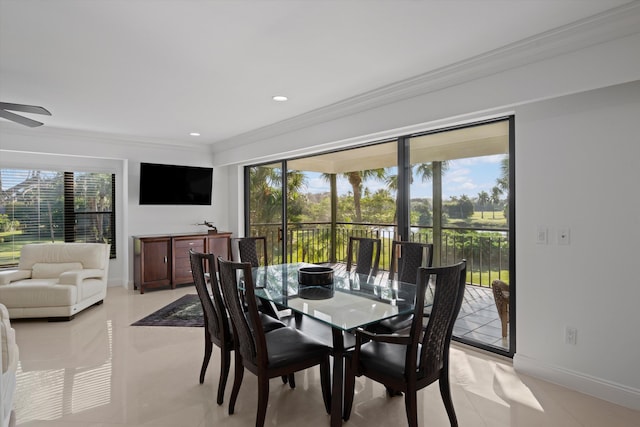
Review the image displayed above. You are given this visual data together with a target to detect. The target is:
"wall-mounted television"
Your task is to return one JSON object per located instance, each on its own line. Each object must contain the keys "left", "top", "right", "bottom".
{"left": 139, "top": 162, "right": 213, "bottom": 205}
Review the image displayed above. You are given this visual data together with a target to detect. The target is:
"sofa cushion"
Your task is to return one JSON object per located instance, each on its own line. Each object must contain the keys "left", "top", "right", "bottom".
{"left": 31, "top": 262, "right": 83, "bottom": 279}
{"left": 19, "top": 243, "right": 108, "bottom": 270}
{"left": 0, "top": 280, "right": 77, "bottom": 307}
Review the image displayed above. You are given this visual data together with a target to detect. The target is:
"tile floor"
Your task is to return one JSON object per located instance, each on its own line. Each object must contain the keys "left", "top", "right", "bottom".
{"left": 10, "top": 286, "right": 639, "bottom": 427}
{"left": 454, "top": 285, "right": 509, "bottom": 351}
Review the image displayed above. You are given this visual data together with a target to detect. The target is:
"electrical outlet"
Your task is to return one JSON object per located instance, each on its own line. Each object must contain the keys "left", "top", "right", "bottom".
{"left": 565, "top": 326, "right": 577, "bottom": 345}
{"left": 558, "top": 227, "right": 570, "bottom": 245}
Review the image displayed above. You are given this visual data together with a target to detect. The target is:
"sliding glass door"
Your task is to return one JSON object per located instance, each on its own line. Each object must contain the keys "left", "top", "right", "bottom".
{"left": 408, "top": 119, "right": 513, "bottom": 353}
{"left": 245, "top": 117, "right": 515, "bottom": 356}
{"left": 245, "top": 162, "right": 284, "bottom": 263}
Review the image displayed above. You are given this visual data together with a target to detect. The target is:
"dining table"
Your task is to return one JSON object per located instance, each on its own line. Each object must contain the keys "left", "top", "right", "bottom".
{"left": 249, "top": 262, "right": 428, "bottom": 427}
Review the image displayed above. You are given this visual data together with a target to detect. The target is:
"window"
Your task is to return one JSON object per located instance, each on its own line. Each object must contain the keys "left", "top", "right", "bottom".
{"left": 0, "top": 169, "right": 115, "bottom": 267}
{"left": 244, "top": 117, "right": 514, "bottom": 357}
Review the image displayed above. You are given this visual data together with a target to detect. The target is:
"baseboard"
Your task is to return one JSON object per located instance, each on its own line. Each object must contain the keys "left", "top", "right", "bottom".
{"left": 513, "top": 354, "right": 640, "bottom": 411}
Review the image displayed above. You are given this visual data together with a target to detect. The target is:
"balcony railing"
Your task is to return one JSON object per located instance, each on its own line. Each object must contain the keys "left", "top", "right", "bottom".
{"left": 251, "top": 222, "right": 509, "bottom": 287}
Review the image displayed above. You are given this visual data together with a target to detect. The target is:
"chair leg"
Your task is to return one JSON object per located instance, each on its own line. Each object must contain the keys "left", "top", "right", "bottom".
{"left": 342, "top": 360, "right": 355, "bottom": 420}
{"left": 500, "top": 308, "right": 508, "bottom": 338}
{"left": 320, "top": 358, "right": 331, "bottom": 415}
{"left": 256, "top": 375, "right": 270, "bottom": 427}
{"left": 281, "top": 375, "right": 288, "bottom": 384}
{"left": 229, "top": 353, "right": 244, "bottom": 415}
{"left": 200, "top": 337, "right": 213, "bottom": 384}
{"left": 404, "top": 387, "right": 418, "bottom": 427}
{"left": 439, "top": 374, "right": 458, "bottom": 427}
{"left": 217, "top": 348, "right": 231, "bottom": 405}
{"left": 288, "top": 373, "right": 296, "bottom": 389}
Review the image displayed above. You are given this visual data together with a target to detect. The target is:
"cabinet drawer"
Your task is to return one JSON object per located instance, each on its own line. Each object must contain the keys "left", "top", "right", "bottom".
{"left": 174, "top": 238, "right": 206, "bottom": 250}
{"left": 174, "top": 257, "right": 193, "bottom": 274}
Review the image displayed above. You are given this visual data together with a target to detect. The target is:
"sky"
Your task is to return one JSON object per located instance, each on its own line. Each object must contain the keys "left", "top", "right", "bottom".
{"left": 302, "top": 154, "right": 507, "bottom": 201}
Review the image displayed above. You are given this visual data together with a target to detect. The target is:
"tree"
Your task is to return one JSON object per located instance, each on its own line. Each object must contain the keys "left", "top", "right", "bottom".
{"left": 477, "top": 191, "right": 489, "bottom": 219}
{"left": 490, "top": 186, "right": 502, "bottom": 219}
{"left": 323, "top": 169, "right": 386, "bottom": 223}
{"left": 411, "top": 198, "right": 432, "bottom": 226}
{"left": 446, "top": 195, "right": 473, "bottom": 219}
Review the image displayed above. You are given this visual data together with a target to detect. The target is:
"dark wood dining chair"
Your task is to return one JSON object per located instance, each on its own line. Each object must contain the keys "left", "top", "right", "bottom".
{"left": 189, "top": 250, "right": 234, "bottom": 405}
{"left": 343, "top": 260, "right": 467, "bottom": 427}
{"left": 217, "top": 257, "right": 332, "bottom": 426}
{"left": 230, "top": 235, "right": 295, "bottom": 385}
{"left": 232, "top": 236, "right": 268, "bottom": 267}
{"left": 367, "top": 241, "right": 434, "bottom": 334}
{"left": 189, "top": 250, "right": 286, "bottom": 405}
{"left": 346, "top": 236, "right": 381, "bottom": 281}
{"left": 389, "top": 241, "right": 434, "bottom": 284}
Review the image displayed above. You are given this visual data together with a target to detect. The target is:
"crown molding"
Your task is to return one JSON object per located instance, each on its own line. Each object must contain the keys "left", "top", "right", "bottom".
{"left": 0, "top": 122, "right": 210, "bottom": 152}
{"left": 213, "top": 1, "right": 640, "bottom": 151}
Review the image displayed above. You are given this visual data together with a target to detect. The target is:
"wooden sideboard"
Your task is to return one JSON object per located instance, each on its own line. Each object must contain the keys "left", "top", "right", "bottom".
{"left": 133, "top": 231, "right": 231, "bottom": 294}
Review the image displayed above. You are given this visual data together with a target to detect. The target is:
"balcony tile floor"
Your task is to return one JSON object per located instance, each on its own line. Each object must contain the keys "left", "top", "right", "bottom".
{"left": 455, "top": 285, "right": 509, "bottom": 350}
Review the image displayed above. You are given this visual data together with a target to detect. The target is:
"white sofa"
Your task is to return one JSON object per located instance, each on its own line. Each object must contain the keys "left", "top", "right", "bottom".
{"left": 0, "top": 304, "right": 18, "bottom": 427}
{"left": 0, "top": 243, "right": 110, "bottom": 320}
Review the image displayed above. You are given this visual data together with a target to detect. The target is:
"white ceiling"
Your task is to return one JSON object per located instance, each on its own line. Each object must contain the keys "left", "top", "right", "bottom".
{"left": 0, "top": 0, "right": 634, "bottom": 148}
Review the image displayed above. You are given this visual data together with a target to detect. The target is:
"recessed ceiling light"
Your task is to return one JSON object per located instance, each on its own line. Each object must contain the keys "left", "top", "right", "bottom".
{"left": 272, "top": 95, "right": 288, "bottom": 102}
{"left": 189, "top": 132, "right": 201, "bottom": 136}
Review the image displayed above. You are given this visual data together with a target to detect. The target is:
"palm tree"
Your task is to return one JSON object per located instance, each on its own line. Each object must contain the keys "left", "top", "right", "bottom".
{"left": 414, "top": 161, "right": 449, "bottom": 183}
{"left": 477, "top": 191, "right": 489, "bottom": 219}
{"left": 490, "top": 186, "right": 502, "bottom": 219}
{"left": 322, "top": 169, "right": 386, "bottom": 223}
{"left": 495, "top": 156, "right": 509, "bottom": 196}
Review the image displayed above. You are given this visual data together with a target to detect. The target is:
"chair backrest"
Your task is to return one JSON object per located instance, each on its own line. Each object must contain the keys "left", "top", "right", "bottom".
{"left": 217, "top": 257, "right": 266, "bottom": 368}
{"left": 232, "top": 236, "right": 268, "bottom": 267}
{"left": 189, "top": 250, "right": 232, "bottom": 345}
{"left": 346, "top": 237, "right": 381, "bottom": 279}
{"left": 410, "top": 261, "right": 466, "bottom": 379}
{"left": 389, "top": 241, "right": 434, "bottom": 284}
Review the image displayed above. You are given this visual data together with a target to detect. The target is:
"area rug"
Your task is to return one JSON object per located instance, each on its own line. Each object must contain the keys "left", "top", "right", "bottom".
{"left": 131, "top": 294, "right": 204, "bottom": 327}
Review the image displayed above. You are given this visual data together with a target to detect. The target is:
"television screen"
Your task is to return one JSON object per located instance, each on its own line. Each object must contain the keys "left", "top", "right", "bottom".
{"left": 139, "top": 163, "right": 213, "bottom": 205}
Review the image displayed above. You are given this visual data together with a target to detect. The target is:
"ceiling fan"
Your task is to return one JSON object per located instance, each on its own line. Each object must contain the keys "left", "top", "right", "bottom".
{"left": 0, "top": 102, "right": 51, "bottom": 127}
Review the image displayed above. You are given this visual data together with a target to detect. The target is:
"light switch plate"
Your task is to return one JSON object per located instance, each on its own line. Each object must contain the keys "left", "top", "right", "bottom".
{"left": 536, "top": 227, "right": 547, "bottom": 244}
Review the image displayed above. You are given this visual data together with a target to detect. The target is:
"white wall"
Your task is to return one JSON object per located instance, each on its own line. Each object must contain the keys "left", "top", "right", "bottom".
{"left": 0, "top": 129, "right": 230, "bottom": 288}
{"left": 514, "top": 81, "right": 640, "bottom": 409}
{"left": 212, "top": 35, "right": 640, "bottom": 409}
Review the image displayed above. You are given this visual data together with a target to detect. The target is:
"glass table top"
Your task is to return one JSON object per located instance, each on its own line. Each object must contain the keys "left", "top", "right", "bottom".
{"left": 249, "top": 263, "right": 424, "bottom": 331}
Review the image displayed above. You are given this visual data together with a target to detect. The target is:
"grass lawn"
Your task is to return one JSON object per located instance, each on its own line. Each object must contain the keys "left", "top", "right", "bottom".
{"left": 0, "top": 234, "right": 61, "bottom": 265}
{"left": 448, "top": 211, "right": 507, "bottom": 229}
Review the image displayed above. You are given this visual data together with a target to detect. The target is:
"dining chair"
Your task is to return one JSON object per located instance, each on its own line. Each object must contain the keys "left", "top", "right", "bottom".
{"left": 389, "top": 241, "right": 434, "bottom": 284}
{"left": 367, "top": 241, "right": 434, "bottom": 334}
{"left": 230, "top": 236, "right": 296, "bottom": 385}
{"left": 343, "top": 260, "right": 467, "bottom": 427}
{"left": 189, "top": 250, "right": 286, "bottom": 405}
{"left": 189, "top": 250, "right": 234, "bottom": 405}
{"left": 231, "top": 236, "right": 268, "bottom": 267}
{"left": 346, "top": 236, "right": 381, "bottom": 281}
{"left": 217, "top": 257, "right": 332, "bottom": 426}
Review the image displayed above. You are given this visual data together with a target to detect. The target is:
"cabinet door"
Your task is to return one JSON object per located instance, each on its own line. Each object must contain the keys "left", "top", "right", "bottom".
{"left": 143, "top": 240, "right": 171, "bottom": 282}
{"left": 134, "top": 237, "right": 171, "bottom": 294}
{"left": 207, "top": 233, "right": 232, "bottom": 260}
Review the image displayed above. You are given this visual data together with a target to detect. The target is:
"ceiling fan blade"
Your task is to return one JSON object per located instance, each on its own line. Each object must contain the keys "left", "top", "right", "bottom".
{"left": 0, "top": 102, "right": 51, "bottom": 116}
{"left": 0, "top": 109, "right": 44, "bottom": 127}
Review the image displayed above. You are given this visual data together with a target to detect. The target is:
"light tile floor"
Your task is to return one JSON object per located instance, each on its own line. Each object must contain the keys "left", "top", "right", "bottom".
{"left": 10, "top": 286, "right": 639, "bottom": 427}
